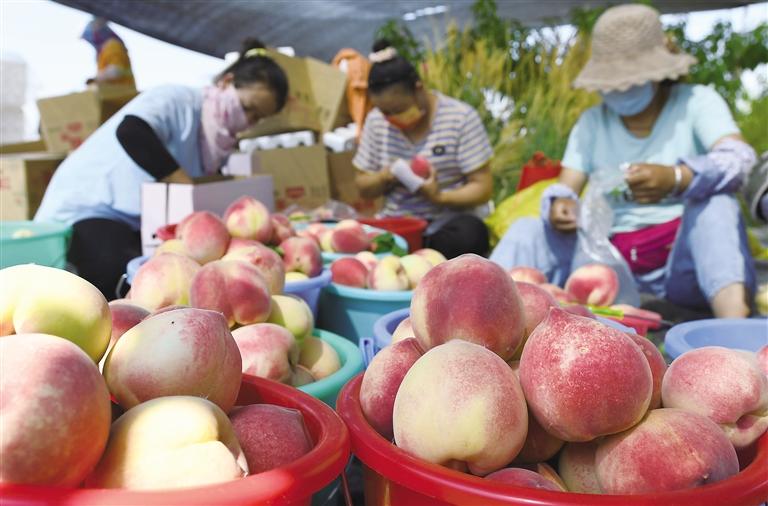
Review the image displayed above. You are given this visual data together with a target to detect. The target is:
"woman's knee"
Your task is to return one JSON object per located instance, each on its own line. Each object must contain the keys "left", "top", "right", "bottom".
{"left": 423, "top": 214, "right": 489, "bottom": 259}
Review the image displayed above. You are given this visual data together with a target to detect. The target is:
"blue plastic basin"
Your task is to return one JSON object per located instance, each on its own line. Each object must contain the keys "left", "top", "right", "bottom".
{"left": 665, "top": 318, "right": 768, "bottom": 360}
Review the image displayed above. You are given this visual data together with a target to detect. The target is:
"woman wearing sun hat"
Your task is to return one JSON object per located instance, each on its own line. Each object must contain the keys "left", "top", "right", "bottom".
{"left": 490, "top": 3, "right": 757, "bottom": 318}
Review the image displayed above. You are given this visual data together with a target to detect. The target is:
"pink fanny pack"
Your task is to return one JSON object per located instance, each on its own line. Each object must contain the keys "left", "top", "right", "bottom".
{"left": 610, "top": 217, "right": 682, "bottom": 274}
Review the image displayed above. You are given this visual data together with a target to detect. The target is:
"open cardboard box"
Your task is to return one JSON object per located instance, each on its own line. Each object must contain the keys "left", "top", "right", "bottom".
{"left": 140, "top": 175, "right": 274, "bottom": 256}
{"left": 0, "top": 150, "right": 66, "bottom": 220}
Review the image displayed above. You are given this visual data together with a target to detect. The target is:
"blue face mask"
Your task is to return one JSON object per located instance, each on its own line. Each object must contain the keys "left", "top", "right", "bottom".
{"left": 601, "top": 83, "right": 655, "bottom": 117}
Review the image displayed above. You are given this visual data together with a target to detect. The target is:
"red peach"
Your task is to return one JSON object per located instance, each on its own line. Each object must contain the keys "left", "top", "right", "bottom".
{"left": 540, "top": 283, "right": 575, "bottom": 304}
{"left": 391, "top": 316, "right": 415, "bottom": 344}
{"left": 232, "top": 323, "right": 298, "bottom": 384}
{"left": 626, "top": 332, "right": 667, "bottom": 409}
{"left": 330, "top": 226, "right": 371, "bottom": 253}
{"left": 558, "top": 442, "right": 602, "bottom": 493}
{"left": 757, "top": 345, "right": 768, "bottom": 377}
{"left": 280, "top": 236, "right": 323, "bottom": 277}
{"left": 508, "top": 266, "right": 547, "bottom": 285}
{"left": 514, "top": 281, "right": 558, "bottom": 359}
{"left": 360, "top": 338, "right": 424, "bottom": 440}
{"left": 229, "top": 405, "right": 313, "bottom": 474}
{"left": 393, "top": 340, "right": 528, "bottom": 476}
{"left": 410, "top": 254, "right": 525, "bottom": 360}
{"left": 484, "top": 468, "right": 561, "bottom": 491}
{"left": 330, "top": 257, "right": 369, "bottom": 288}
{"left": 0, "top": 334, "right": 111, "bottom": 486}
{"left": 223, "top": 196, "right": 273, "bottom": 243}
{"left": 269, "top": 213, "right": 296, "bottom": 245}
{"left": 175, "top": 211, "right": 230, "bottom": 264}
{"left": 519, "top": 308, "right": 652, "bottom": 441}
{"left": 226, "top": 238, "right": 261, "bottom": 253}
{"left": 367, "top": 256, "right": 410, "bottom": 291}
{"left": 103, "top": 301, "right": 150, "bottom": 369}
{"left": 223, "top": 243, "right": 286, "bottom": 295}
{"left": 564, "top": 263, "right": 619, "bottom": 306}
{"left": 190, "top": 260, "right": 272, "bottom": 328}
{"left": 413, "top": 248, "right": 447, "bottom": 267}
{"left": 129, "top": 253, "right": 201, "bottom": 311}
{"left": 410, "top": 156, "right": 431, "bottom": 178}
{"left": 661, "top": 346, "right": 768, "bottom": 448}
{"left": 354, "top": 251, "right": 378, "bottom": 271}
{"left": 595, "top": 408, "right": 739, "bottom": 494}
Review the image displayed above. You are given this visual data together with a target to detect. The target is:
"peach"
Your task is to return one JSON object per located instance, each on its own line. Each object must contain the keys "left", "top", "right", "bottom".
{"left": 0, "top": 264, "right": 111, "bottom": 362}
{"left": 484, "top": 468, "right": 561, "bottom": 491}
{"left": 661, "top": 346, "right": 768, "bottom": 448}
{"left": 393, "top": 340, "right": 528, "bottom": 476}
{"left": 266, "top": 294, "right": 314, "bottom": 343}
{"left": 223, "top": 243, "right": 286, "bottom": 294}
{"left": 330, "top": 257, "right": 369, "bottom": 288}
{"left": 399, "top": 254, "right": 433, "bottom": 288}
{"left": 175, "top": 211, "right": 230, "bottom": 264}
{"left": 595, "top": 408, "right": 739, "bottom": 494}
{"left": 232, "top": 323, "right": 298, "bottom": 384}
{"left": 518, "top": 308, "right": 652, "bottom": 441}
{"left": 530, "top": 462, "right": 568, "bottom": 491}
{"left": 190, "top": 260, "right": 272, "bottom": 328}
{"left": 513, "top": 282, "right": 558, "bottom": 360}
{"left": 291, "top": 365, "right": 316, "bottom": 387}
{"left": 558, "top": 442, "right": 602, "bottom": 493}
{"left": 87, "top": 396, "right": 247, "bottom": 490}
{"left": 540, "top": 283, "right": 574, "bottom": 304}
{"left": 0, "top": 333, "right": 111, "bottom": 486}
{"left": 626, "top": 332, "right": 667, "bottom": 409}
{"left": 336, "top": 218, "right": 365, "bottom": 232}
{"left": 410, "top": 155, "right": 431, "bottom": 178}
{"left": 281, "top": 236, "right": 323, "bottom": 277}
{"left": 360, "top": 337, "right": 423, "bottom": 440}
{"left": 367, "top": 256, "right": 410, "bottom": 291}
{"left": 413, "top": 248, "right": 447, "bottom": 267}
{"left": 410, "top": 254, "right": 525, "bottom": 360}
{"left": 130, "top": 252, "right": 201, "bottom": 311}
{"left": 355, "top": 251, "right": 379, "bottom": 271}
{"left": 330, "top": 225, "right": 371, "bottom": 253}
{"left": 302, "top": 223, "right": 327, "bottom": 244}
{"left": 285, "top": 271, "right": 309, "bottom": 282}
{"left": 391, "top": 316, "right": 415, "bottom": 344}
{"left": 223, "top": 195, "right": 273, "bottom": 243}
{"left": 299, "top": 336, "right": 341, "bottom": 380}
{"left": 564, "top": 263, "right": 619, "bottom": 306}
{"left": 758, "top": 345, "right": 768, "bottom": 376}
{"left": 154, "top": 238, "right": 188, "bottom": 256}
{"left": 319, "top": 230, "right": 335, "bottom": 252}
{"left": 104, "top": 308, "right": 242, "bottom": 412}
{"left": 508, "top": 266, "right": 547, "bottom": 285}
{"left": 103, "top": 301, "right": 150, "bottom": 369}
{"left": 226, "top": 237, "right": 261, "bottom": 253}
{"left": 270, "top": 213, "right": 296, "bottom": 245}
{"left": 229, "top": 404, "right": 313, "bottom": 474}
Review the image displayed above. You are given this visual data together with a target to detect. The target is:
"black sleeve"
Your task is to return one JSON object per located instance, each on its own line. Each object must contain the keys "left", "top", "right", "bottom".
{"left": 116, "top": 115, "right": 180, "bottom": 181}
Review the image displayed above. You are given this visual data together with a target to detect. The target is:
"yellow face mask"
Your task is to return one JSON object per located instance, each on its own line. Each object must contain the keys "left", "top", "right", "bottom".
{"left": 384, "top": 105, "right": 425, "bottom": 130}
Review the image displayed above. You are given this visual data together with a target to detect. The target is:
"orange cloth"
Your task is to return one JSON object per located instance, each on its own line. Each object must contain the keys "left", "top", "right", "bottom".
{"left": 97, "top": 38, "right": 136, "bottom": 88}
{"left": 332, "top": 49, "right": 372, "bottom": 140}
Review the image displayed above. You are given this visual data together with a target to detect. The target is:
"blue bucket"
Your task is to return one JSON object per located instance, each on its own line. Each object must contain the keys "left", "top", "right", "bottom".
{"left": 284, "top": 268, "right": 332, "bottom": 318}
{"left": 0, "top": 221, "right": 71, "bottom": 269}
{"left": 360, "top": 309, "right": 634, "bottom": 367}
{"left": 316, "top": 284, "right": 412, "bottom": 344}
{"left": 126, "top": 255, "right": 149, "bottom": 284}
{"left": 296, "top": 328, "right": 364, "bottom": 408}
{"left": 664, "top": 318, "right": 768, "bottom": 360}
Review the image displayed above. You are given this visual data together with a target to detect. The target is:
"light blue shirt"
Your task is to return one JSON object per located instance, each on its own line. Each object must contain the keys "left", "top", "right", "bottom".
{"left": 35, "top": 85, "right": 204, "bottom": 230}
{"left": 562, "top": 84, "right": 739, "bottom": 232}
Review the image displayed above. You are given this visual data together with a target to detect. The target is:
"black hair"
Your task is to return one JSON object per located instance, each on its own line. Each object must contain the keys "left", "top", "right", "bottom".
{"left": 217, "top": 38, "right": 289, "bottom": 111}
{"left": 367, "top": 39, "right": 420, "bottom": 95}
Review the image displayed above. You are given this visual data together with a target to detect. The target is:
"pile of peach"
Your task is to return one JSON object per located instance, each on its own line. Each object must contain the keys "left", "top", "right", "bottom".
{"left": 330, "top": 248, "right": 446, "bottom": 291}
{"left": 295, "top": 219, "right": 393, "bottom": 255}
{"left": 360, "top": 255, "right": 768, "bottom": 495}
{"left": 0, "top": 265, "right": 322, "bottom": 490}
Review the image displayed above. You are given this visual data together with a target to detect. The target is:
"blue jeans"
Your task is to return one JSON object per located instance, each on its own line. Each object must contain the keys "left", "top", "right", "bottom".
{"left": 490, "top": 194, "right": 756, "bottom": 310}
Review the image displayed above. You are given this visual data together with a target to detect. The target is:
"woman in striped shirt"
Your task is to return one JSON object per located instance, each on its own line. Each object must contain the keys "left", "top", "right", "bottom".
{"left": 354, "top": 40, "right": 494, "bottom": 258}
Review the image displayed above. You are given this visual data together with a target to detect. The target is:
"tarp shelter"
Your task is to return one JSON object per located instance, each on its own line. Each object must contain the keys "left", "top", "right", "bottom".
{"left": 56, "top": 0, "right": 758, "bottom": 61}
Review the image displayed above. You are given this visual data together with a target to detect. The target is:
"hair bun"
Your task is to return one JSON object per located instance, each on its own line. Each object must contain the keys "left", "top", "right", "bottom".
{"left": 241, "top": 37, "right": 266, "bottom": 54}
{"left": 372, "top": 38, "right": 392, "bottom": 53}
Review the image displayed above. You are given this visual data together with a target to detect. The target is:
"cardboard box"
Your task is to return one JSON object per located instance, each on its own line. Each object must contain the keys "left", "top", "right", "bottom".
{"left": 0, "top": 151, "right": 66, "bottom": 220}
{"left": 239, "top": 50, "right": 349, "bottom": 138}
{"left": 227, "top": 144, "right": 331, "bottom": 212}
{"left": 0, "top": 139, "right": 47, "bottom": 155}
{"left": 37, "top": 87, "right": 137, "bottom": 153}
{"left": 326, "top": 151, "right": 382, "bottom": 216}
{"left": 140, "top": 175, "right": 274, "bottom": 256}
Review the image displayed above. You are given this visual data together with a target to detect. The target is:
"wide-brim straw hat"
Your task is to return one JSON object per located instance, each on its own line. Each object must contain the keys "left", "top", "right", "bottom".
{"left": 574, "top": 4, "right": 697, "bottom": 93}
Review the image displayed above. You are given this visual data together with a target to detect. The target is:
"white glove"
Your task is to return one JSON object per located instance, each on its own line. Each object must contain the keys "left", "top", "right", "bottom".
{"left": 391, "top": 158, "right": 425, "bottom": 193}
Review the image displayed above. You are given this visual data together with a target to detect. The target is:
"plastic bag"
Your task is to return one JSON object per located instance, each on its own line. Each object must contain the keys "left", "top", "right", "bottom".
{"left": 574, "top": 167, "right": 641, "bottom": 306}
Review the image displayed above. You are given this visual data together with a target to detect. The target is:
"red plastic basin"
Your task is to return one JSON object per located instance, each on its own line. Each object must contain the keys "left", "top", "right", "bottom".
{"left": 0, "top": 376, "right": 351, "bottom": 506}
{"left": 358, "top": 217, "right": 428, "bottom": 253}
{"left": 337, "top": 374, "right": 768, "bottom": 506}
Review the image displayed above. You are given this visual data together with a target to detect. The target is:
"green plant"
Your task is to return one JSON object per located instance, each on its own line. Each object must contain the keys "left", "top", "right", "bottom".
{"left": 373, "top": 20, "right": 424, "bottom": 65}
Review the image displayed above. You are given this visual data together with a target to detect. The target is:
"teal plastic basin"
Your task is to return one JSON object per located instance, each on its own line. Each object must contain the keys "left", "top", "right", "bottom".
{"left": 0, "top": 221, "right": 71, "bottom": 269}
{"left": 296, "top": 328, "right": 364, "bottom": 408}
{"left": 316, "top": 283, "right": 413, "bottom": 344}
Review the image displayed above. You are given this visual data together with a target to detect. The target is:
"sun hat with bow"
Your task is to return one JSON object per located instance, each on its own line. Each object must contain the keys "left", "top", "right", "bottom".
{"left": 574, "top": 4, "right": 697, "bottom": 93}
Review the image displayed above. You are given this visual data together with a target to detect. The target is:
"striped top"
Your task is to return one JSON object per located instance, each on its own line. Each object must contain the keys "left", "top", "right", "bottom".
{"left": 353, "top": 92, "right": 493, "bottom": 220}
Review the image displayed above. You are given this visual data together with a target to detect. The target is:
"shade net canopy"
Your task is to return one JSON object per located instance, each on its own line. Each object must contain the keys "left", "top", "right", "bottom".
{"left": 56, "top": 0, "right": 758, "bottom": 61}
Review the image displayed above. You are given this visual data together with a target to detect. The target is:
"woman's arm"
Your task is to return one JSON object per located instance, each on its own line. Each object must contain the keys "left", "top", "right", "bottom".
{"left": 355, "top": 167, "right": 396, "bottom": 199}
{"left": 420, "top": 164, "right": 493, "bottom": 208}
{"left": 116, "top": 115, "right": 190, "bottom": 182}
